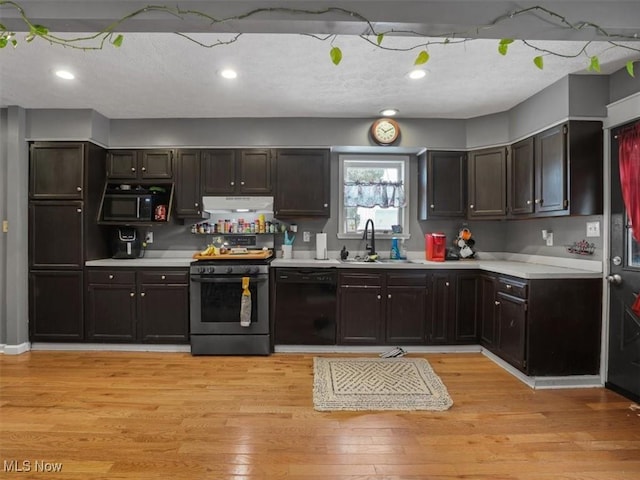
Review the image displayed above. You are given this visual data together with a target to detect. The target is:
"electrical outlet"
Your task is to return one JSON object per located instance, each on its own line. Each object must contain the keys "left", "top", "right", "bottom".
{"left": 545, "top": 232, "right": 554, "bottom": 246}
{"left": 586, "top": 221, "right": 600, "bottom": 237}
{"left": 145, "top": 231, "right": 153, "bottom": 244}
{"left": 303, "top": 231, "right": 311, "bottom": 242}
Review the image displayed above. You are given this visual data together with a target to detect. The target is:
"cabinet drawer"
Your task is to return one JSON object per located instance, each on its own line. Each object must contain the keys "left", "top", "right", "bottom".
{"left": 87, "top": 270, "right": 135, "bottom": 284}
{"left": 386, "top": 272, "right": 428, "bottom": 286}
{"left": 497, "top": 277, "right": 528, "bottom": 298}
{"left": 139, "top": 271, "right": 189, "bottom": 284}
{"left": 339, "top": 272, "right": 382, "bottom": 287}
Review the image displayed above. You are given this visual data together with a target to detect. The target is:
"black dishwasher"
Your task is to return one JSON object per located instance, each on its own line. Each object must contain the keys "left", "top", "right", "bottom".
{"left": 273, "top": 268, "right": 337, "bottom": 345}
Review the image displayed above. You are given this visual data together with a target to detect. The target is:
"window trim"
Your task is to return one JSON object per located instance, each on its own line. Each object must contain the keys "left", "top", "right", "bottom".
{"left": 337, "top": 154, "right": 410, "bottom": 240}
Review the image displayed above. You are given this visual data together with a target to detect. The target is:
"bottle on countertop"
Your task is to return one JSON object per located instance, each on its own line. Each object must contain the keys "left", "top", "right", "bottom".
{"left": 390, "top": 237, "right": 400, "bottom": 259}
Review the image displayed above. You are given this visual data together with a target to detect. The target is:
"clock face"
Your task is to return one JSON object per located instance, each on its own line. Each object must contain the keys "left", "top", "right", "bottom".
{"left": 371, "top": 118, "right": 399, "bottom": 145}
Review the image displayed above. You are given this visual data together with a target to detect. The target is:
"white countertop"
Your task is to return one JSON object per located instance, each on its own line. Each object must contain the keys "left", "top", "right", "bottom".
{"left": 86, "top": 251, "right": 603, "bottom": 279}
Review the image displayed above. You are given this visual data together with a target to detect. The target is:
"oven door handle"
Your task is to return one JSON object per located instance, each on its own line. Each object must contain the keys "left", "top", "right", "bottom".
{"left": 190, "top": 276, "right": 267, "bottom": 284}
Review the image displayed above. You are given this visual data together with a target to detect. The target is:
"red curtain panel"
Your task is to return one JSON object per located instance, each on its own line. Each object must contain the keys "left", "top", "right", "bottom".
{"left": 618, "top": 121, "right": 640, "bottom": 315}
{"left": 618, "top": 122, "right": 640, "bottom": 242}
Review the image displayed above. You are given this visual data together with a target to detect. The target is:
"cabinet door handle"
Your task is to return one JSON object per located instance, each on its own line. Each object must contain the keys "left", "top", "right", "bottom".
{"left": 76, "top": 186, "right": 82, "bottom": 192}
{"left": 130, "top": 292, "right": 135, "bottom": 297}
{"left": 469, "top": 204, "right": 475, "bottom": 209}
{"left": 445, "top": 282, "right": 450, "bottom": 287}
{"left": 526, "top": 200, "right": 531, "bottom": 205}
{"left": 230, "top": 181, "right": 235, "bottom": 186}
{"left": 377, "top": 294, "right": 381, "bottom": 300}
{"left": 109, "top": 274, "right": 114, "bottom": 279}
{"left": 495, "top": 300, "right": 500, "bottom": 305}
{"left": 194, "top": 202, "right": 199, "bottom": 207}
{"left": 510, "top": 319, "right": 515, "bottom": 328}
{"left": 240, "top": 181, "right": 245, "bottom": 185}
{"left": 142, "top": 167, "right": 146, "bottom": 172}
{"left": 140, "top": 292, "right": 146, "bottom": 297}
{"left": 430, "top": 204, "right": 435, "bottom": 209}
{"left": 388, "top": 294, "right": 391, "bottom": 299}
{"left": 131, "top": 167, "right": 136, "bottom": 172}
{"left": 161, "top": 275, "right": 166, "bottom": 280}
{"left": 534, "top": 198, "right": 540, "bottom": 204}
{"left": 76, "top": 208, "right": 82, "bottom": 213}
{"left": 506, "top": 284, "right": 512, "bottom": 289}
{"left": 323, "top": 203, "right": 328, "bottom": 208}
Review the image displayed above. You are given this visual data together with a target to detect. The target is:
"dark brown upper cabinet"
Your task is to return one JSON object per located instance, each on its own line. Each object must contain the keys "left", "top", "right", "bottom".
{"left": 467, "top": 146, "right": 507, "bottom": 218}
{"left": 107, "top": 149, "right": 174, "bottom": 180}
{"left": 274, "top": 149, "right": 330, "bottom": 218}
{"left": 201, "top": 149, "right": 273, "bottom": 195}
{"left": 29, "top": 143, "right": 86, "bottom": 200}
{"left": 508, "top": 137, "right": 535, "bottom": 216}
{"left": 508, "top": 121, "right": 603, "bottom": 218}
{"left": 533, "top": 121, "right": 603, "bottom": 216}
{"left": 174, "top": 149, "right": 202, "bottom": 218}
{"left": 419, "top": 150, "right": 466, "bottom": 219}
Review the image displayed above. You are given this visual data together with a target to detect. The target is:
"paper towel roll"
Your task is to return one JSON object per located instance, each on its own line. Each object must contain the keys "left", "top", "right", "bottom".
{"left": 315, "top": 233, "right": 328, "bottom": 260}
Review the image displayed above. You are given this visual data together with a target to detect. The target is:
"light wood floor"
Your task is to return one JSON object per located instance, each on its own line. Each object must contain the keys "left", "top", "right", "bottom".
{"left": 1, "top": 351, "right": 639, "bottom": 479}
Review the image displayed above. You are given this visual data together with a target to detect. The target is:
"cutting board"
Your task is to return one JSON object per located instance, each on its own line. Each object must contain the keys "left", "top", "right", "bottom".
{"left": 192, "top": 250, "right": 273, "bottom": 261}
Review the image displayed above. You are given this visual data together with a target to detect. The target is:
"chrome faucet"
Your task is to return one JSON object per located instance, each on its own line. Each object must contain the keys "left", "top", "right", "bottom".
{"left": 363, "top": 219, "right": 376, "bottom": 257}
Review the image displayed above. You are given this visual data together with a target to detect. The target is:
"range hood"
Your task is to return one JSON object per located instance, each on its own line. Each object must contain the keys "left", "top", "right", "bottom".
{"left": 202, "top": 196, "right": 274, "bottom": 215}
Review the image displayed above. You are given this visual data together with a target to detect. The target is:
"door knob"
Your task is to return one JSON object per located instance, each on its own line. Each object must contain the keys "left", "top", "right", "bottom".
{"left": 606, "top": 274, "right": 622, "bottom": 285}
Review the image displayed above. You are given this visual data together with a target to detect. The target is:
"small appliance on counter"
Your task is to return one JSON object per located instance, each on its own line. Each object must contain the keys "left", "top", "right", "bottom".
{"left": 426, "top": 232, "right": 446, "bottom": 261}
{"left": 111, "top": 227, "right": 143, "bottom": 259}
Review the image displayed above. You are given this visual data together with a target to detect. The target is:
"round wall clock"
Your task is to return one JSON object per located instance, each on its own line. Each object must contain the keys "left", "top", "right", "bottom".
{"left": 371, "top": 118, "right": 400, "bottom": 145}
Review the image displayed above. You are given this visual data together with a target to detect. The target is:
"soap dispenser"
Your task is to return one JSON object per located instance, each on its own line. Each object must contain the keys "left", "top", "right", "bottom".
{"left": 390, "top": 237, "right": 400, "bottom": 259}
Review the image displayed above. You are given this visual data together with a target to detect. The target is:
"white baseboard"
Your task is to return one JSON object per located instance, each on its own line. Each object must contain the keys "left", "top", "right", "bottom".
{"left": 0, "top": 342, "right": 31, "bottom": 355}
{"left": 30, "top": 343, "right": 191, "bottom": 353}
{"left": 482, "top": 348, "right": 603, "bottom": 389}
{"left": 274, "top": 345, "right": 483, "bottom": 354}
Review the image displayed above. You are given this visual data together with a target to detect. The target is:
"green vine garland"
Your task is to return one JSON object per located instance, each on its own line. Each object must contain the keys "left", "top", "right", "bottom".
{"left": 0, "top": 1, "right": 638, "bottom": 76}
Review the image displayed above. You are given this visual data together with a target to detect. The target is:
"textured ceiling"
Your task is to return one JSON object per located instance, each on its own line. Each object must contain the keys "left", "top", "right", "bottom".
{"left": 1, "top": 33, "right": 636, "bottom": 119}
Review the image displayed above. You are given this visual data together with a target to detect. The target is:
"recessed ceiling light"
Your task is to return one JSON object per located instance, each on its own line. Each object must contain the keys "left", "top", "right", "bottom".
{"left": 408, "top": 69, "right": 427, "bottom": 80}
{"left": 220, "top": 69, "right": 238, "bottom": 79}
{"left": 380, "top": 109, "right": 399, "bottom": 116}
{"left": 55, "top": 70, "right": 75, "bottom": 80}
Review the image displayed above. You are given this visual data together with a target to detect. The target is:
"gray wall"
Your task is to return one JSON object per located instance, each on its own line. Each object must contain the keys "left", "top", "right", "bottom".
{"left": 609, "top": 66, "right": 640, "bottom": 104}
{"left": 2, "top": 107, "right": 29, "bottom": 348}
{"left": 0, "top": 108, "right": 7, "bottom": 344}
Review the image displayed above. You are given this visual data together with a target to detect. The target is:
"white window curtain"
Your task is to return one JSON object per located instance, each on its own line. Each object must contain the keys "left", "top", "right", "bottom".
{"left": 343, "top": 181, "right": 406, "bottom": 208}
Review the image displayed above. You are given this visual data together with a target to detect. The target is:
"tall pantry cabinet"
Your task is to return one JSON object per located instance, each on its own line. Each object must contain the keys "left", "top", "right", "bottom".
{"left": 28, "top": 142, "right": 109, "bottom": 341}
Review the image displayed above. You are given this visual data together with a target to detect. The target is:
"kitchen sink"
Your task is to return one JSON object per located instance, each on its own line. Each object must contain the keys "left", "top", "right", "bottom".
{"left": 339, "top": 258, "right": 413, "bottom": 264}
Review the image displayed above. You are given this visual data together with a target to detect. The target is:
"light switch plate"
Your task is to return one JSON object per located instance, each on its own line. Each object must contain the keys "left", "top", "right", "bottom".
{"left": 303, "top": 231, "right": 311, "bottom": 242}
{"left": 145, "top": 231, "right": 153, "bottom": 244}
{"left": 2, "top": 220, "right": 7, "bottom": 233}
{"left": 586, "top": 221, "right": 600, "bottom": 237}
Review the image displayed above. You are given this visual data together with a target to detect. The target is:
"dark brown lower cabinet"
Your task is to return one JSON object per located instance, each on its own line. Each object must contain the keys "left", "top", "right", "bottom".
{"left": 385, "top": 272, "right": 429, "bottom": 344}
{"left": 338, "top": 272, "right": 384, "bottom": 344}
{"left": 495, "top": 290, "right": 527, "bottom": 370}
{"left": 29, "top": 271, "right": 84, "bottom": 341}
{"left": 428, "top": 271, "right": 478, "bottom": 345}
{"left": 86, "top": 268, "right": 189, "bottom": 344}
{"left": 138, "top": 271, "right": 190, "bottom": 343}
{"left": 338, "top": 271, "right": 428, "bottom": 345}
{"left": 482, "top": 273, "right": 602, "bottom": 376}
{"left": 479, "top": 274, "right": 498, "bottom": 347}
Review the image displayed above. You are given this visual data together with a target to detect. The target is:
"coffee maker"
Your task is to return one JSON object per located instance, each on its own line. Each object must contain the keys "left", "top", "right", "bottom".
{"left": 111, "top": 227, "right": 142, "bottom": 259}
